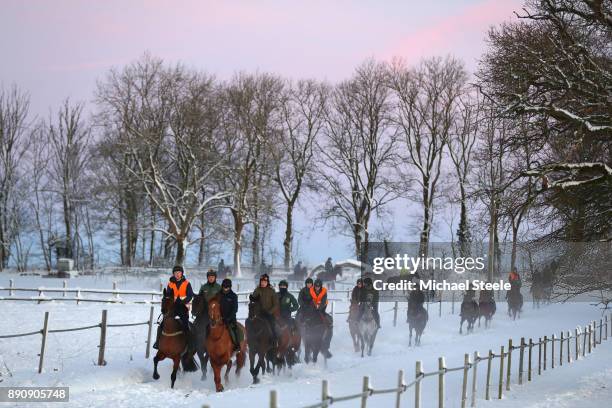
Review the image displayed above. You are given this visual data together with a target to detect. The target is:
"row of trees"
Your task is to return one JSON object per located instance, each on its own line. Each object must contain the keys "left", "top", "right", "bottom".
{"left": 0, "top": 1, "right": 608, "bottom": 284}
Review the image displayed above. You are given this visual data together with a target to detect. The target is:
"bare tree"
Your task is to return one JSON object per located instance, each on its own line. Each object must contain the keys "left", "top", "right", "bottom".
{"left": 318, "top": 60, "right": 399, "bottom": 258}
{"left": 274, "top": 79, "right": 328, "bottom": 268}
{"left": 390, "top": 56, "right": 467, "bottom": 258}
{"left": 0, "top": 85, "right": 30, "bottom": 269}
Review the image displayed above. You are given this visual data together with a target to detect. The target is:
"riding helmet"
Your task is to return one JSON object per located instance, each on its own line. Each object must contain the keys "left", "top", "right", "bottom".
{"left": 172, "top": 265, "right": 184, "bottom": 273}
{"left": 314, "top": 279, "right": 323, "bottom": 287}
{"left": 356, "top": 278, "right": 363, "bottom": 284}
{"left": 206, "top": 269, "right": 217, "bottom": 278}
{"left": 279, "top": 280, "right": 288, "bottom": 287}
{"left": 305, "top": 277, "right": 313, "bottom": 285}
{"left": 363, "top": 277, "right": 373, "bottom": 286}
{"left": 222, "top": 278, "right": 232, "bottom": 288}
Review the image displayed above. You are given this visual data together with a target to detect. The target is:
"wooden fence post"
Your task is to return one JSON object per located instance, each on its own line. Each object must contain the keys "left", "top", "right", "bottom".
{"left": 518, "top": 337, "right": 525, "bottom": 385}
{"left": 76, "top": 289, "right": 81, "bottom": 305}
{"left": 599, "top": 319, "right": 603, "bottom": 345}
{"left": 582, "top": 326, "right": 587, "bottom": 357}
{"left": 560, "top": 332, "right": 563, "bottom": 366}
{"left": 63, "top": 280, "right": 67, "bottom": 297}
{"left": 506, "top": 339, "right": 512, "bottom": 391}
{"left": 331, "top": 301, "right": 335, "bottom": 318}
{"left": 471, "top": 351, "right": 479, "bottom": 408}
{"left": 451, "top": 291, "right": 455, "bottom": 314}
{"left": 538, "top": 337, "right": 542, "bottom": 375}
{"left": 321, "top": 379, "right": 329, "bottom": 408}
{"left": 396, "top": 369, "right": 404, "bottom": 408}
{"left": 485, "top": 350, "right": 492, "bottom": 400}
{"left": 528, "top": 338, "right": 533, "bottom": 382}
{"left": 498, "top": 346, "right": 505, "bottom": 400}
{"left": 551, "top": 334, "right": 555, "bottom": 369}
{"left": 38, "top": 289, "right": 42, "bottom": 304}
{"left": 575, "top": 328, "right": 580, "bottom": 360}
{"left": 587, "top": 325, "right": 592, "bottom": 354}
{"left": 393, "top": 301, "right": 398, "bottom": 327}
{"left": 604, "top": 315, "right": 608, "bottom": 341}
{"left": 38, "top": 311, "right": 49, "bottom": 373}
{"left": 9, "top": 279, "right": 14, "bottom": 296}
{"left": 269, "top": 389, "right": 278, "bottom": 408}
{"left": 361, "top": 376, "right": 370, "bottom": 408}
{"left": 543, "top": 335, "right": 547, "bottom": 371}
{"left": 438, "top": 357, "right": 446, "bottom": 408}
{"left": 461, "top": 353, "right": 469, "bottom": 408}
{"left": 98, "top": 309, "right": 107, "bottom": 366}
{"left": 567, "top": 331, "right": 571, "bottom": 364}
{"left": 145, "top": 306, "right": 154, "bottom": 358}
{"left": 439, "top": 294, "right": 442, "bottom": 317}
{"left": 592, "top": 321, "right": 596, "bottom": 349}
{"left": 415, "top": 360, "right": 422, "bottom": 408}
{"left": 113, "top": 281, "right": 119, "bottom": 300}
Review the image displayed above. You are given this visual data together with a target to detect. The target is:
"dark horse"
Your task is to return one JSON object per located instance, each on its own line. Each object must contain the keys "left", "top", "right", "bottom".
{"left": 407, "top": 303, "right": 428, "bottom": 346}
{"left": 459, "top": 294, "right": 479, "bottom": 334}
{"left": 152, "top": 289, "right": 198, "bottom": 388}
{"left": 275, "top": 315, "right": 301, "bottom": 373}
{"left": 190, "top": 294, "right": 210, "bottom": 380}
{"left": 478, "top": 290, "right": 496, "bottom": 329}
{"left": 316, "top": 265, "right": 342, "bottom": 290}
{"left": 348, "top": 303, "right": 361, "bottom": 352}
{"left": 507, "top": 288, "right": 523, "bottom": 320}
{"left": 206, "top": 297, "right": 246, "bottom": 392}
{"left": 300, "top": 308, "right": 332, "bottom": 364}
{"left": 245, "top": 295, "right": 275, "bottom": 384}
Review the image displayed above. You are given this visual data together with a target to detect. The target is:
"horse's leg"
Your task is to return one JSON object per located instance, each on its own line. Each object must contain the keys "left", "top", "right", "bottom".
{"left": 212, "top": 362, "right": 224, "bottom": 392}
{"left": 196, "top": 350, "right": 207, "bottom": 381}
{"left": 249, "top": 350, "right": 259, "bottom": 384}
{"left": 153, "top": 352, "right": 164, "bottom": 380}
{"left": 360, "top": 333, "right": 365, "bottom": 358}
{"left": 225, "top": 359, "right": 232, "bottom": 382}
{"left": 236, "top": 347, "right": 245, "bottom": 377}
{"left": 459, "top": 318, "right": 464, "bottom": 334}
{"left": 409, "top": 324, "right": 413, "bottom": 346}
{"left": 170, "top": 356, "right": 180, "bottom": 389}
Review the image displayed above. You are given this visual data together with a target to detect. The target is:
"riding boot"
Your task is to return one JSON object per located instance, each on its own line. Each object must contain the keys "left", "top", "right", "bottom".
{"left": 153, "top": 324, "right": 162, "bottom": 349}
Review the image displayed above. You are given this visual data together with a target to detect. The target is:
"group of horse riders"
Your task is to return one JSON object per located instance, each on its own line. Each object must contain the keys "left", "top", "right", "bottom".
{"left": 154, "top": 266, "right": 334, "bottom": 358}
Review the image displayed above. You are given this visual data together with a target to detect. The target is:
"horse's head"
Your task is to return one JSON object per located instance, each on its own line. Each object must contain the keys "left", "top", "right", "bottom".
{"left": 161, "top": 288, "right": 174, "bottom": 316}
{"left": 248, "top": 294, "right": 262, "bottom": 319}
{"left": 360, "top": 301, "right": 375, "bottom": 321}
{"left": 191, "top": 294, "right": 206, "bottom": 317}
{"left": 208, "top": 297, "right": 222, "bottom": 326}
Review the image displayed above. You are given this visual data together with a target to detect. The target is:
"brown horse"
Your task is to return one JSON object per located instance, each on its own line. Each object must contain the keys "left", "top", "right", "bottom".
{"left": 275, "top": 317, "right": 301, "bottom": 373}
{"left": 206, "top": 297, "right": 246, "bottom": 392}
{"left": 152, "top": 289, "right": 198, "bottom": 388}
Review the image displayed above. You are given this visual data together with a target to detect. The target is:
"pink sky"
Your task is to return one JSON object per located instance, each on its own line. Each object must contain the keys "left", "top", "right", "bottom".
{"left": 1, "top": 0, "right": 521, "bottom": 116}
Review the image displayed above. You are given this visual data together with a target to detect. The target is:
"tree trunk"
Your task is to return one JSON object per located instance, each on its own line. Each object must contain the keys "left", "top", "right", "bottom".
{"left": 149, "top": 200, "right": 155, "bottom": 266}
{"left": 175, "top": 237, "right": 186, "bottom": 266}
{"left": 283, "top": 203, "right": 293, "bottom": 269}
{"left": 198, "top": 212, "right": 206, "bottom": 266}
{"left": 62, "top": 191, "right": 73, "bottom": 258}
{"left": 233, "top": 213, "right": 244, "bottom": 278}
{"left": 457, "top": 183, "right": 470, "bottom": 257}
{"left": 119, "top": 205, "right": 125, "bottom": 265}
{"left": 487, "top": 197, "right": 497, "bottom": 282}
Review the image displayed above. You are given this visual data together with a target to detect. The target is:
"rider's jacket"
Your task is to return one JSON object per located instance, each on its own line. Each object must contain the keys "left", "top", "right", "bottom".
{"left": 278, "top": 289, "right": 299, "bottom": 319}
{"left": 199, "top": 281, "right": 222, "bottom": 301}
{"left": 309, "top": 287, "right": 328, "bottom": 309}
{"left": 218, "top": 290, "right": 238, "bottom": 323}
{"left": 167, "top": 276, "right": 194, "bottom": 303}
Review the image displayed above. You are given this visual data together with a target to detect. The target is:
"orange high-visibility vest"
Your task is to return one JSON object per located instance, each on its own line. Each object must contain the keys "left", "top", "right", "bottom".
{"left": 309, "top": 286, "right": 328, "bottom": 307}
{"left": 168, "top": 279, "right": 189, "bottom": 301}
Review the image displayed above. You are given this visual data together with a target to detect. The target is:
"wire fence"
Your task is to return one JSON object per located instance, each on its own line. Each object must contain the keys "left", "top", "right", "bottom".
{"left": 260, "top": 313, "right": 611, "bottom": 408}
{"left": 0, "top": 306, "right": 156, "bottom": 372}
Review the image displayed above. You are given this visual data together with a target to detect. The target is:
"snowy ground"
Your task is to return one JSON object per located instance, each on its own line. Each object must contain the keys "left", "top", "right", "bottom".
{"left": 0, "top": 274, "right": 610, "bottom": 408}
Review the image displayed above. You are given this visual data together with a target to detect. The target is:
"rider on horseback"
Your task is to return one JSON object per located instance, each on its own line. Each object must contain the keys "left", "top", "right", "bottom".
{"left": 278, "top": 280, "right": 299, "bottom": 320}
{"left": 153, "top": 265, "right": 195, "bottom": 350}
{"left": 362, "top": 277, "right": 381, "bottom": 328}
{"left": 508, "top": 269, "right": 522, "bottom": 291}
{"left": 251, "top": 274, "right": 280, "bottom": 344}
{"left": 218, "top": 278, "right": 242, "bottom": 352}
{"left": 408, "top": 278, "right": 425, "bottom": 313}
{"left": 200, "top": 269, "right": 222, "bottom": 301}
{"left": 351, "top": 278, "right": 364, "bottom": 304}
{"left": 310, "top": 279, "right": 333, "bottom": 358}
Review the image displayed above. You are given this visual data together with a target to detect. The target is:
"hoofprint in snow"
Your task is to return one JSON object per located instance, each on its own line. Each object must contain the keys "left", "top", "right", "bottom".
{"left": 0, "top": 274, "right": 609, "bottom": 408}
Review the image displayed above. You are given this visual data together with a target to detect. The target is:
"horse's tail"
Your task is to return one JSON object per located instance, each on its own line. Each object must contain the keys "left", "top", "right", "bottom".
{"left": 181, "top": 352, "right": 199, "bottom": 372}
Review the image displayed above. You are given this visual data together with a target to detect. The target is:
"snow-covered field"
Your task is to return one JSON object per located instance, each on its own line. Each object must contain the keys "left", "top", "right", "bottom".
{"left": 0, "top": 273, "right": 610, "bottom": 408}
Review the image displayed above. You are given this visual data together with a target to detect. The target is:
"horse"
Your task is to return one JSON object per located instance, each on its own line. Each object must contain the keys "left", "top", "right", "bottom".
{"left": 245, "top": 296, "right": 275, "bottom": 384}
{"left": 191, "top": 294, "right": 210, "bottom": 380}
{"left": 407, "top": 303, "right": 428, "bottom": 346}
{"left": 348, "top": 303, "right": 361, "bottom": 352}
{"left": 357, "top": 301, "right": 379, "bottom": 357}
{"left": 316, "top": 265, "right": 342, "bottom": 290}
{"left": 206, "top": 296, "right": 246, "bottom": 392}
{"left": 477, "top": 292, "right": 496, "bottom": 329}
{"left": 507, "top": 288, "right": 523, "bottom": 320}
{"left": 152, "top": 289, "right": 198, "bottom": 388}
{"left": 300, "top": 308, "right": 331, "bottom": 364}
{"left": 275, "top": 315, "right": 301, "bottom": 373}
{"left": 459, "top": 295, "right": 479, "bottom": 334}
